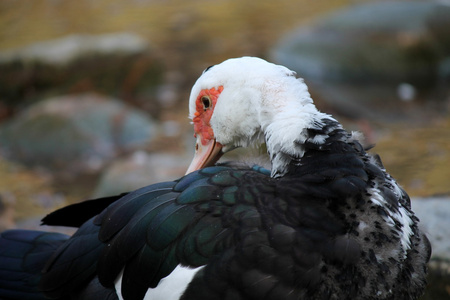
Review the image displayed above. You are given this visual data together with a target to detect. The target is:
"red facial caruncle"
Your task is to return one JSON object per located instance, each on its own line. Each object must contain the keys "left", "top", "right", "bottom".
{"left": 192, "top": 86, "right": 224, "bottom": 145}
{"left": 186, "top": 86, "right": 224, "bottom": 174}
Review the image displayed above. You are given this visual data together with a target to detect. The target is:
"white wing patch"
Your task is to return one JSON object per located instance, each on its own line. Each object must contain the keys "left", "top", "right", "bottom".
{"left": 115, "top": 265, "right": 204, "bottom": 300}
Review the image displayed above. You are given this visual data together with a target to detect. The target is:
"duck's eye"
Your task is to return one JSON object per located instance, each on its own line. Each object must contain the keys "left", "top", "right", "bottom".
{"left": 201, "top": 96, "right": 211, "bottom": 111}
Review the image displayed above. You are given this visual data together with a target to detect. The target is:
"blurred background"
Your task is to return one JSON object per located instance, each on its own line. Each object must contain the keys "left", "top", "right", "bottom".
{"left": 0, "top": 0, "right": 449, "bottom": 297}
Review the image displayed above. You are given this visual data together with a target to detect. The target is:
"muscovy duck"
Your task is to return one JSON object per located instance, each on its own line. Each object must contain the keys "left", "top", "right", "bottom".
{"left": 0, "top": 57, "right": 431, "bottom": 300}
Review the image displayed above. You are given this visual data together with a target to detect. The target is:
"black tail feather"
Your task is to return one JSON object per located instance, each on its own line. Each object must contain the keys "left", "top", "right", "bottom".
{"left": 42, "top": 193, "right": 128, "bottom": 228}
{"left": 0, "top": 230, "right": 69, "bottom": 300}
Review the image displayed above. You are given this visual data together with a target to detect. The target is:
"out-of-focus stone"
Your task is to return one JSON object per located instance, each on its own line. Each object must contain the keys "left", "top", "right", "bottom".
{"left": 0, "top": 32, "right": 163, "bottom": 119}
{"left": 412, "top": 196, "right": 450, "bottom": 261}
{"left": 93, "top": 151, "right": 189, "bottom": 198}
{"left": 272, "top": 1, "right": 450, "bottom": 123}
{"left": 0, "top": 32, "right": 149, "bottom": 65}
{"left": 0, "top": 94, "right": 157, "bottom": 174}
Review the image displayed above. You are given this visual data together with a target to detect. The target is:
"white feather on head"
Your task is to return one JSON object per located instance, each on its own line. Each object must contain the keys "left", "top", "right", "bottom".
{"left": 189, "top": 56, "right": 337, "bottom": 176}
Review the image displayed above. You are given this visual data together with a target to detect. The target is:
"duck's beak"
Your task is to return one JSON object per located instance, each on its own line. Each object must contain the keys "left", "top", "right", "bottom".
{"left": 186, "top": 134, "right": 223, "bottom": 174}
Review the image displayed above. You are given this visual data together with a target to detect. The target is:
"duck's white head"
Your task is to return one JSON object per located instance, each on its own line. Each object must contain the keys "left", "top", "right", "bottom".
{"left": 186, "top": 57, "right": 337, "bottom": 177}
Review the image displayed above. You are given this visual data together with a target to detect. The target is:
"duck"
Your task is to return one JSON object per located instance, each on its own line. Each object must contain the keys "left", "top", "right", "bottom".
{"left": 0, "top": 57, "right": 431, "bottom": 300}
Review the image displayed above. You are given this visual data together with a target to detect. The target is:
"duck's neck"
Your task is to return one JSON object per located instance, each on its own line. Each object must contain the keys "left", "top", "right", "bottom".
{"left": 257, "top": 79, "right": 348, "bottom": 178}
{"left": 265, "top": 111, "right": 347, "bottom": 177}
{"left": 247, "top": 75, "right": 351, "bottom": 177}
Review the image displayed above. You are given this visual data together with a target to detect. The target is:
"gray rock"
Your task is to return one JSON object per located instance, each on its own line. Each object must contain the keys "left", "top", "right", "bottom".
{"left": 0, "top": 32, "right": 149, "bottom": 65}
{"left": 0, "top": 94, "right": 156, "bottom": 174}
{"left": 412, "top": 196, "right": 450, "bottom": 261}
{"left": 413, "top": 196, "right": 450, "bottom": 299}
{"left": 272, "top": 1, "right": 450, "bottom": 122}
{"left": 0, "top": 32, "right": 163, "bottom": 116}
{"left": 93, "top": 151, "right": 189, "bottom": 198}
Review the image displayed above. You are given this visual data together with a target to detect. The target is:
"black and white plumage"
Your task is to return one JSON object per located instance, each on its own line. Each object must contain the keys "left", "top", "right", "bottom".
{"left": 0, "top": 57, "right": 430, "bottom": 300}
